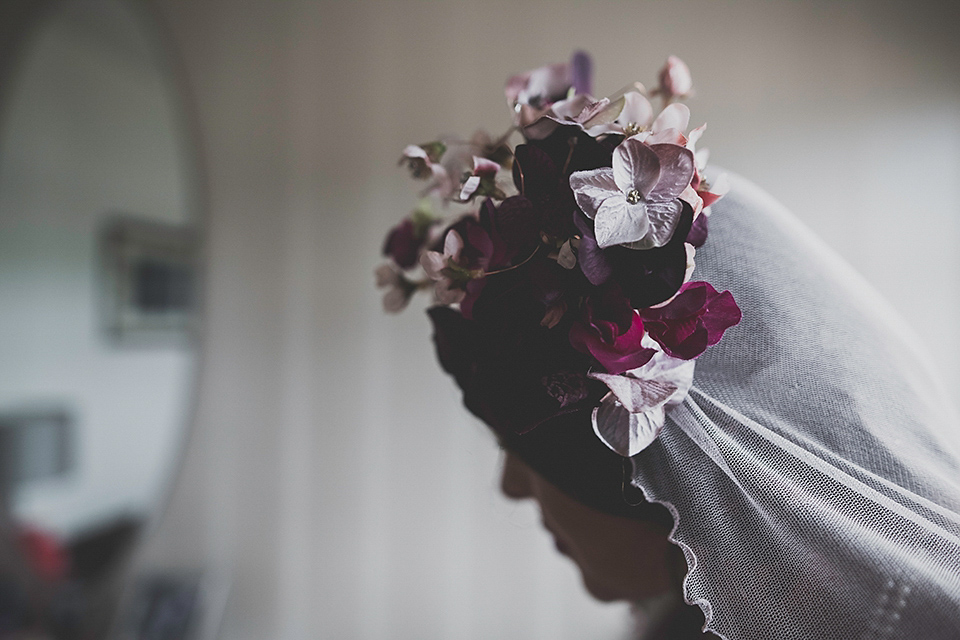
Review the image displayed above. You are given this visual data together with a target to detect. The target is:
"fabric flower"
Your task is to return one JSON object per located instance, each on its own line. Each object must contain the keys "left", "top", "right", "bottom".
{"left": 573, "top": 202, "right": 694, "bottom": 309}
{"left": 589, "top": 334, "right": 696, "bottom": 456}
{"left": 374, "top": 263, "right": 415, "bottom": 312}
{"left": 568, "top": 286, "right": 656, "bottom": 374}
{"left": 635, "top": 103, "right": 691, "bottom": 146}
{"left": 382, "top": 201, "right": 441, "bottom": 269}
{"left": 569, "top": 138, "right": 695, "bottom": 249}
{"left": 508, "top": 52, "right": 595, "bottom": 140}
{"left": 584, "top": 90, "right": 655, "bottom": 138}
{"left": 459, "top": 156, "right": 503, "bottom": 200}
{"left": 657, "top": 55, "right": 693, "bottom": 100}
{"left": 400, "top": 143, "right": 453, "bottom": 199}
{"left": 641, "top": 281, "right": 741, "bottom": 359}
{"left": 420, "top": 229, "right": 468, "bottom": 305}
{"left": 382, "top": 218, "right": 420, "bottom": 269}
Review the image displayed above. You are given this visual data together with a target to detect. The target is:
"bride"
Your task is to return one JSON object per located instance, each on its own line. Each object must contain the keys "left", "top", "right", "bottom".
{"left": 377, "top": 53, "right": 960, "bottom": 639}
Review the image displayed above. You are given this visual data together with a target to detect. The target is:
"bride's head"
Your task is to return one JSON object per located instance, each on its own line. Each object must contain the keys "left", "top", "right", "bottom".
{"left": 500, "top": 449, "right": 676, "bottom": 602}
{"left": 496, "top": 409, "right": 680, "bottom": 603}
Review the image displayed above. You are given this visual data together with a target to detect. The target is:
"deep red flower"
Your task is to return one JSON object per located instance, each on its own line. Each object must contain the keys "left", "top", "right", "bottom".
{"left": 569, "top": 287, "right": 656, "bottom": 374}
{"left": 640, "top": 281, "right": 741, "bottom": 359}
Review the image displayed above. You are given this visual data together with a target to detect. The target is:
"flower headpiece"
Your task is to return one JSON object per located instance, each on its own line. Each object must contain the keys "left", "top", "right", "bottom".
{"left": 376, "top": 53, "right": 740, "bottom": 457}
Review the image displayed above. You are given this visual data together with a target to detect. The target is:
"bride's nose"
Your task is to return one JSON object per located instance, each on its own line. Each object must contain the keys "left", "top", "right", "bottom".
{"left": 500, "top": 450, "right": 534, "bottom": 500}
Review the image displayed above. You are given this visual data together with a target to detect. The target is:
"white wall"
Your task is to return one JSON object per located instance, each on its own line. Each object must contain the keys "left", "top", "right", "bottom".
{"left": 136, "top": 1, "right": 960, "bottom": 638}
{"left": 0, "top": 0, "right": 196, "bottom": 538}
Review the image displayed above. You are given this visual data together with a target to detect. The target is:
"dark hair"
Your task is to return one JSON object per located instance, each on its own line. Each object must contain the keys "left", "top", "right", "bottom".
{"left": 501, "top": 408, "right": 675, "bottom": 526}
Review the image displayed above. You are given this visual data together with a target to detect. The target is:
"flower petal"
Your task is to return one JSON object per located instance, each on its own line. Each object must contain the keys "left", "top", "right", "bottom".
{"left": 625, "top": 199, "right": 683, "bottom": 249}
{"left": 573, "top": 213, "right": 614, "bottom": 286}
{"left": 420, "top": 250, "right": 446, "bottom": 280}
{"left": 570, "top": 50, "right": 592, "bottom": 96}
{"left": 648, "top": 144, "right": 696, "bottom": 201}
{"left": 652, "top": 103, "right": 690, "bottom": 135}
{"left": 700, "top": 289, "right": 742, "bottom": 345}
{"left": 588, "top": 372, "right": 677, "bottom": 414}
{"left": 460, "top": 175, "right": 481, "bottom": 200}
{"left": 592, "top": 394, "right": 665, "bottom": 457}
{"left": 569, "top": 168, "right": 618, "bottom": 219}
{"left": 444, "top": 229, "right": 464, "bottom": 261}
{"left": 613, "top": 138, "right": 661, "bottom": 196}
{"left": 382, "top": 287, "right": 410, "bottom": 313}
{"left": 619, "top": 91, "right": 654, "bottom": 129}
{"left": 557, "top": 239, "right": 577, "bottom": 269}
{"left": 594, "top": 198, "right": 650, "bottom": 248}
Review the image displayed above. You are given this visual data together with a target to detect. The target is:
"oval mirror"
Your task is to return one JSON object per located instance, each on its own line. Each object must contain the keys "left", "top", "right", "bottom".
{"left": 0, "top": 0, "right": 202, "bottom": 635}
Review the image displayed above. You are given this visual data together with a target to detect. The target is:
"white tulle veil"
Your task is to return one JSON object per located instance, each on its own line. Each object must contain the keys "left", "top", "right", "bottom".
{"left": 629, "top": 174, "right": 960, "bottom": 639}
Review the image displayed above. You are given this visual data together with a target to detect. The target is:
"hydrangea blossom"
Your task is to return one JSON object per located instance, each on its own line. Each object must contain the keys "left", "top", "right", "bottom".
{"left": 569, "top": 138, "right": 695, "bottom": 249}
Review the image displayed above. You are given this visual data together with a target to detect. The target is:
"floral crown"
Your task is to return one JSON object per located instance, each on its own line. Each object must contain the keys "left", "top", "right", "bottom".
{"left": 376, "top": 53, "right": 741, "bottom": 457}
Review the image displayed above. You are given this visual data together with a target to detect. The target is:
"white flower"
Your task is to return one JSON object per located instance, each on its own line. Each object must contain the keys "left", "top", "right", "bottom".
{"left": 588, "top": 335, "right": 696, "bottom": 456}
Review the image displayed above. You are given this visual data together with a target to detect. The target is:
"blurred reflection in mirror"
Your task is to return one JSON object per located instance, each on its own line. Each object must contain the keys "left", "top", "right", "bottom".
{"left": 0, "top": 0, "right": 202, "bottom": 636}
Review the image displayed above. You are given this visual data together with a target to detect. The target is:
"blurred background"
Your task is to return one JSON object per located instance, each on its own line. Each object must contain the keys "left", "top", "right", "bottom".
{"left": 0, "top": 0, "right": 957, "bottom": 638}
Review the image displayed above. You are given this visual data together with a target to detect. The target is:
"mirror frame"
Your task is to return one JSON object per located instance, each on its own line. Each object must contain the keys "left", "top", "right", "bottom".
{"left": 0, "top": 0, "right": 208, "bottom": 636}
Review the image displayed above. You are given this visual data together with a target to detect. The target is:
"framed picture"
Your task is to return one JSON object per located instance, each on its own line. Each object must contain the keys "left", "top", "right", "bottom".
{"left": 113, "top": 570, "right": 231, "bottom": 640}
{"left": 99, "top": 215, "right": 200, "bottom": 346}
{"left": 0, "top": 408, "right": 72, "bottom": 488}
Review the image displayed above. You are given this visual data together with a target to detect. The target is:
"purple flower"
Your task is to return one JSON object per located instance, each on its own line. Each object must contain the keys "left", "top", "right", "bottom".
{"left": 382, "top": 219, "right": 420, "bottom": 269}
{"left": 640, "top": 281, "right": 741, "bottom": 359}
{"left": 568, "top": 287, "right": 655, "bottom": 374}
{"left": 569, "top": 138, "right": 695, "bottom": 249}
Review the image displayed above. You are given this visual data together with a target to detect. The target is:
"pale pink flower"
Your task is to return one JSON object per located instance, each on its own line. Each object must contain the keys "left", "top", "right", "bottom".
{"left": 569, "top": 138, "right": 695, "bottom": 249}
{"left": 400, "top": 144, "right": 454, "bottom": 199}
{"left": 420, "top": 229, "right": 466, "bottom": 305}
{"left": 583, "top": 91, "right": 655, "bottom": 138}
{"left": 507, "top": 53, "right": 594, "bottom": 140}
{"left": 374, "top": 263, "right": 413, "bottom": 313}
{"left": 588, "top": 334, "right": 696, "bottom": 456}
{"left": 459, "top": 156, "right": 502, "bottom": 200}
{"left": 636, "top": 103, "right": 691, "bottom": 146}
{"left": 658, "top": 55, "right": 693, "bottom": 100}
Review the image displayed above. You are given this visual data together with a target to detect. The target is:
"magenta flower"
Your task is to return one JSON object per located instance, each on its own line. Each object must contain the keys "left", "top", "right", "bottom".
{"left": 569, "top": 138, "right": 695, "bottom": 249}
{"left": 640, "top": 281, "right": 741, "bottom": 359}
{"left": 568, "top": 287, "right": 655, "bottom": 374}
